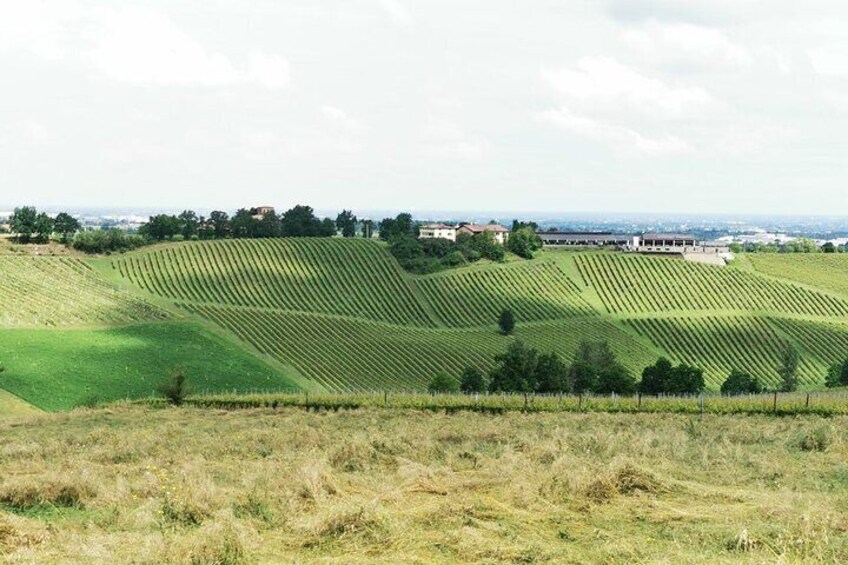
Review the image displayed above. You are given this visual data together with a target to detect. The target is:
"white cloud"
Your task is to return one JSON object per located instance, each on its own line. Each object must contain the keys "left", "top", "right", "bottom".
{"left": 421, "top": 119, "right": 491, "bottom": 160}
{"left": 538, "top": 107, "right": 693, "bottom": 157}
{"left": 88, "top": 6, "right": 289, "bottom": 88}
{"left": 378, "top": 0, "right": 413, "bottom": 27}
{"left": 321, "top": 106, "right": 361, "bottom": 131}
{"left": 0, "top": 1, "right": 80, "bottom": 60}
{"left": 542, "top": 57, "right": 716, "bottom": 121}
{"left": 622, "top": 22, "right": 753, "bottom": 68}
{"left": 808, "top": 47, "right": 848, "bottom": 76}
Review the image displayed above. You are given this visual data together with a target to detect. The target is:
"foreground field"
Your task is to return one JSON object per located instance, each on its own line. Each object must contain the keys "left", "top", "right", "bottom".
{"left": 0, "top": 323, "right": 299, "bottom": 411}
{"left": 0, "top": 406, "right": 845, "bottom": 563}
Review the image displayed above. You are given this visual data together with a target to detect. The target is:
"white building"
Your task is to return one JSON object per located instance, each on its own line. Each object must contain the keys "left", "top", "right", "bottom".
{"left": 418, "top": 223, "right": 458, "bottom": 242}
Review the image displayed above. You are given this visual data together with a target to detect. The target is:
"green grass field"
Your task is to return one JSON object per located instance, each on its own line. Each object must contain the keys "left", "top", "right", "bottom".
{"left": 0, "top": 323, "right": 299, "bottom": 411}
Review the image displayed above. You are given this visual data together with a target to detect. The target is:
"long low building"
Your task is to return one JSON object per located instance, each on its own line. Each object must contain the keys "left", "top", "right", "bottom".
{"left": 539, "top": 232, "right": 633, "bottom": 247}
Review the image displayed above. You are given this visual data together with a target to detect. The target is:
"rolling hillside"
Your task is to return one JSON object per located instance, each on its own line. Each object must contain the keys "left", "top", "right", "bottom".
{"left": 6, "top": 238, "right": 848, "bottom": 404}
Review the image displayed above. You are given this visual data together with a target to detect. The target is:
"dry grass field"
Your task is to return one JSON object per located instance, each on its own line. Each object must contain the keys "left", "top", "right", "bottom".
{"left": 1, "top": 406, "right": 846, "bottom": 563}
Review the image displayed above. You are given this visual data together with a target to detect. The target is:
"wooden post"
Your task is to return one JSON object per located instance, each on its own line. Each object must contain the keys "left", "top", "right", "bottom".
{"left": 637, "top": 392, "right": 642, "bottom": 410}
{"left": 523, "top": 392, "right": 528, "bottom": 411}
{"left": 579, "top": 394, "right": 583, "bottom": 411}
{"left": 384, "top": 391, "right": 388, "bottom": 406}
{"left": 699, "top": 394, "right": 704, "bottom": 416}
{"left": 773, "top": 391, "right": 778, "bottom": 413}
{"left": 805, "top": 393, "right": 810, "bottom": 408}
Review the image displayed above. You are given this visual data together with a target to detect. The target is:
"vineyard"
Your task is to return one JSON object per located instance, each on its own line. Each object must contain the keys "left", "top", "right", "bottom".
{"left": 180, "top": 304, "right": 656, "bottom": 392}
{"left": 0, "top": 256, "right": 168, "bottom": 326}
{"left": 749, "top": 253, "right": 848, "bottom": 297}
{"left": 110, "top": 238, "right": 434, "bottom": 326}
{"left": 412, "top": 261, "right": 594, "bottom": 326}
{"left": 575, "top": 253, "right": 848, "bottom": 317}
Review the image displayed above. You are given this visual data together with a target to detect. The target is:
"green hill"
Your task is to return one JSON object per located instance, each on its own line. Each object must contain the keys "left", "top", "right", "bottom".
{"left": 5, "top": 239, "right": 848, "bottom": 404}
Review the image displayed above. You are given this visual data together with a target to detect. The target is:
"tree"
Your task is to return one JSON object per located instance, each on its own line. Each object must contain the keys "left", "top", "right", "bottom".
{"left": 535, "top": 352, "right": 569, "bottom": 393}
{"left": 669, "top": 363, "right": 705, "bottom": 394}
{"left": 470, "top": 231, "right": 505, "bottom": 262}
{"left": 139, "top": 214, "right": 181, "bottom": 241}
{"left": 428, "top": 371, "right": 460, "bottom": 393}
{"left": 638, "top": 357, "right": 674, "bottom": 395}
{"left": 53, "top": 212, "right": 81, "bottom": 242}
{"left": 207, "top": 210, "right": 230, "bottom": 239}
{"left": 507, "top": 226, "right": 542, "bottom": 259}
{"left": 9, "top": 206, "right": 38, "bottom": 243}
{"left": 595, "top": 364, "right": 637, "bottom": 394}
{"left": 569, "top": 340, "right": 634, "bottom": 394}
{"left": 822, "top": 242, "right": 837, "bottom": 253}
{"left": 379, "top": 213, "right": 415, "bottom": 241}
{"left": 33, "top": 212, "right": 54, "bottom": 242}
{"left": 825, "top": 359, "right": 848, "bottom": 388}
{"left": 280, "top": 205, "right": 327, "bottom": 237}
{"left": 231, "top": 209, "right": 258, "bottom": 238}
{"left": 498, "top": 308, "right": 515, "bottom": 335}
{"left": 320, "top": 217, "right": 337, "bottom": 237}
{"left": 178, "top": 210, "right": 200, "bottom": 239}
{"left": 721, "top": 369, "right": 763, "bottom": 395}
{"left": 158, "top": 369, "right": 189, "bottom": 406}
{"left": 460, "top": 367, "right": 488, "bottom": 393}
{"left": 361, "top": 219, "right": 374, "bottom": 239}
{"left": 489, "top": 341, "right": 539, "bottom": 393}
{"left": 336, "top": 210, "right": 357, "bottom": 238}
{"left": 777, "top": 343, "right": 800, "bottom": 392}
{"left": 255, "top": 210, "right": 281, "bottom": 238}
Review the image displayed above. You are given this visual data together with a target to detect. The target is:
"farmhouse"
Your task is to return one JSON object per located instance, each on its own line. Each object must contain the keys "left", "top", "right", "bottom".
{"left": 456, "top": 223, "right": 510, "bottom": 245}
{"left": 251, "top": 206, "right": 275, "bottom": 220}
{"left": 419, "top": 223, "right": 458, "bottom": 242}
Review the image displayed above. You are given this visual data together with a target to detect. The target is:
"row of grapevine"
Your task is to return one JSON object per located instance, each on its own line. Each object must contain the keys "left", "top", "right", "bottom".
{"left": 768, "top": 318, "right": 848, "bottom": 371}
{"left": 576, "top": 254, "right": 848, "bottom": 317}
{"left": 0, "top": 257, "right": 168, "bottom": 327}
{"left": 749, "top": 254, "right": 848, "bottom": 298}
{"left": 413, "top": 261, "right": 595, "bottom": 327}
{"left": 180, "top": 304, "right": 657, "bottom": 392}
{"left": 113, "top": 239, "right": 435, "bottom": 326}
{"left": 627, "top": 316, "right": 823, "bottom": 389}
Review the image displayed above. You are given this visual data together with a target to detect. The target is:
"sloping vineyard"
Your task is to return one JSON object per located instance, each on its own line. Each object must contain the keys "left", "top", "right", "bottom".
{"left": 576, "top": 254, "right": 848, "bottom": 317}
{"left": 749, "top": 254, "right": 848, "bottom": 298}
{"left": 768, "top": 318, "right": 848, "bottom": 373}
{"left": 627, "top": 316, "right": 822, "bottom": 389}
{"left": 181, "top": 304, "right": 656, "bottom": 392}
{"left": 413, "top": 261, "right": 595, "bottom": 327}
{"left": 111, "top": 239, "right": 435, "bottom": 326}
{"left": 0, "top": 257, "right": 168, "bottom": 327}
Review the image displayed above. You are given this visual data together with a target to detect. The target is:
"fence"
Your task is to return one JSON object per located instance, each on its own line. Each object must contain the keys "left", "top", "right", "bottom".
{"left": 143, "top": 389, "right": 848, "bottom": 416}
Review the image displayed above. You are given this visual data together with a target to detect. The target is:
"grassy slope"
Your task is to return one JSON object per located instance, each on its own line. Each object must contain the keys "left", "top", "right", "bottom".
{"left": 0, "top": 406, "right": 846, "bottom": 563}
{"left": 0, "top": 389, "right": 41, "bottom": 418}
{"left": 0, "top": 323, "right": 300, "bottom": 411}
{"left": 748, "top": 253, "right": 848, "bottom": 297}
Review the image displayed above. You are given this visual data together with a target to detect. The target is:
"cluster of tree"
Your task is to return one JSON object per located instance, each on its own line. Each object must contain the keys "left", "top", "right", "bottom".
{"left": 638, "top": 358, "right": 705, "bottom": 395}
{"left": 507, "top": 221, "right": 543, "bottom": 259}
{"left": 71, "top": 230, "right": 146, "bottom": 254}
{"left": 720, "top": 369, "right": 763, "bottom": 395}
{"left": 139, "top": 205, "right": 339, "bottom": 242}
{"left": 730, "top": 239, "right": 843, "bottom": 254}
{"left": 8, "top": 206, "right": 81, "bottom": 243}
{"left": 430, "top": 339, "right": 638, "bottom": 395}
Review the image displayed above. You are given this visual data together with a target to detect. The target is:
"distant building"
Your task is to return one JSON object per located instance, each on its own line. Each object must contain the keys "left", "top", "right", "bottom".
{"left": 252, "top": 206, "right": 275, "bottom": 220}
{"left": 418, "top": 223, "right": 457, "bottom": 242}
{"left": 635, "top": 233, "right": 698, "bottom": 252}
{"left": 456, "top": 223, "right": 510, "bottom": 245}
{"left": 539, "top": 232, "right": 630, "bottom": 247}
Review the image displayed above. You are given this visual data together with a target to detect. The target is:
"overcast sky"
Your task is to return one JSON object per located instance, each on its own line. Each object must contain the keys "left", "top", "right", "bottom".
{"left": 2, "top": 1, "right": 847, "bottom": 215}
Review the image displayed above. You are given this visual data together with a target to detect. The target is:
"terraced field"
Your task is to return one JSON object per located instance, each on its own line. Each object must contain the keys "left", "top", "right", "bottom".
{"left": 111, "top": 239, "right": 434, "bottom": 326}
{"left": 749, "top": 253, "right": 848, "bottom": 297}
{"left": 181, "top": 303, "right": 656, "bottom": 392}
{"left": 0, "top": 256, "right": 168, "bottom": 326}
{"left": 576, "top": 253, "right": 848, "bottom": 317}
{"left": 626, "top": 316, "right": 823, "bottom": 389}
{"left": 413, "top": 261, "right": 594, "bottom": 326}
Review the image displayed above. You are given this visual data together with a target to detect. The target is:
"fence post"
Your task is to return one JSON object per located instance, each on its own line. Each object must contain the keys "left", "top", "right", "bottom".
{"left": 578, "top": 394, "right": 583, "bottom": 411}
{"left": 384, "top": 391, "right": 388, "bottom": 406}
{"left": 805, "top": 393, "right": 810, "bottom": 409}
{"left": 699, "top": 393, "right": 704, "bottom": 416}
{"left": 637, "top": 392, "right": 642, "bottom": 410}
{"left": 773, "top": 391, "right": 778, "bottom": 413}
{"left": 523, "top": 392, "right": 528, "bottom": 411}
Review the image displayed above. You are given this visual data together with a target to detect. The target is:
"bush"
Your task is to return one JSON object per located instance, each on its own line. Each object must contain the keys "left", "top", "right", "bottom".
{"left": 721, "top": 370, "right": 763, "bottom": 395}
{"left": 459, "top": 367, "right": 487, "bottom": 393}
{"left": 825, "top": 360, "right": 848, "bottom": 388}
{"left": 72, "top": 229, "right": 147, "bottom": 254}
{"left": 428, "top": 371, "right": 460, "bottom": 394}
{"left": 498, "top": 309, "right": 515, "bottom": 335}
{"left": 158, "top": 369, "right": 189, "bottom": 406}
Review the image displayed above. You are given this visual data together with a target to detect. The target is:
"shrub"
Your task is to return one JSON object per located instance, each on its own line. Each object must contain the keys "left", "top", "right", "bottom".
{"left": 721, "top": 370, "right": 763, "bottom": 395}
{"left": 459, "top": 367, "right": 487, "bottom": 393}
{"left": 428, "top": 371, "right": 460, "bottom": 394}
{"left": 498, "top": 308, "right": 515, "bottom": 335}
{"left": 825, "top": 360, "right": 848, "bottom": 388}
{"left": 158, "top": 369, "right": 189, "bottom": 406}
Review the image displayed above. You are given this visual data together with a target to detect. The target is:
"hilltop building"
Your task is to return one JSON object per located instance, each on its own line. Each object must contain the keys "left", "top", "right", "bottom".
{"left": 456, "top": 223, "right": 510, "bottom": 245}
{"left": 251, "top": 206, "right": 275, "bottom": 220}
{"left": 539, "top": 232, "right": 632, "bottom": 247}
{"left": 419, "top": 223, "right": 457, "bottom": 241}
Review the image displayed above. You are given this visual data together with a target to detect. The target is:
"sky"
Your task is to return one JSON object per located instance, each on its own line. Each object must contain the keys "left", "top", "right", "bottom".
{"left": 1, "top": 0, "right": 848, "bottom": 215}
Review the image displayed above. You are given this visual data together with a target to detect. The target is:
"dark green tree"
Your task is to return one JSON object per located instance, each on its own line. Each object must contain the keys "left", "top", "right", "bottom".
{"left": 378, "top": 213, "right": 415, "bottom": 241}
{"left": 428, "top": 371, "right": 460, "bottom": 393}
{"left": 507, "top": 226, "right": 542, "bottom": 259}
{"left": 471, "top": 231, "right": 505, "bottom": 262}
{"left": 535, "top": 352, "right": 570, "bottom": 393}
{"left": 459, "top": 367, "right": 488, "bottom": 393}
{"left": 668, "top": 364, "right": 705, "bottom": 394}
{"left": 825, "top": 359, "right": 848, "bottom": 388}
{"left": 361, "top": 219, "right": 374, "bottom": 238}
{"left": 178, "top": 210, "right": 200, "bottom": 239}
{"left": 488, "top": 340, "right": 539, "bottom": 393}
{"left": 280, "top": 205, "right": 328, "bottom": 237}
{"left": 231, "top": 208, "right": 258, "bottom": 238}
{"left": 336, "top": 210, "right": 357, "bottom": 238}
{"left": 638, "top": 357, "right": 674, "bottom": 395}
{"left": 777, "top": 343, "right": 800, "bottom": 392}
{"left": 255, "top": 210, "right": 282, "bottom": 238}
{"left": 207, "top": 210, "right": 230, "bottom": 238}
{"left": 595, "top": 364, "right": 637, "bottom": 394}
{"left": 53, "top": 212, "right": 81, "bottom": 243}
{"left": 9, "top": 206, "right": 38, "bottom": 242}
{"left": 498, "top": 308, "right": 515, "bottom": 335}
{"left": 569, "top": 340, "right": 634, "bottom": 394}
{"left": 721, "top": 369, "right": 763, "bottom": 395}
{"left": 139, "top": 214, "right": 182, "bottom": 240}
